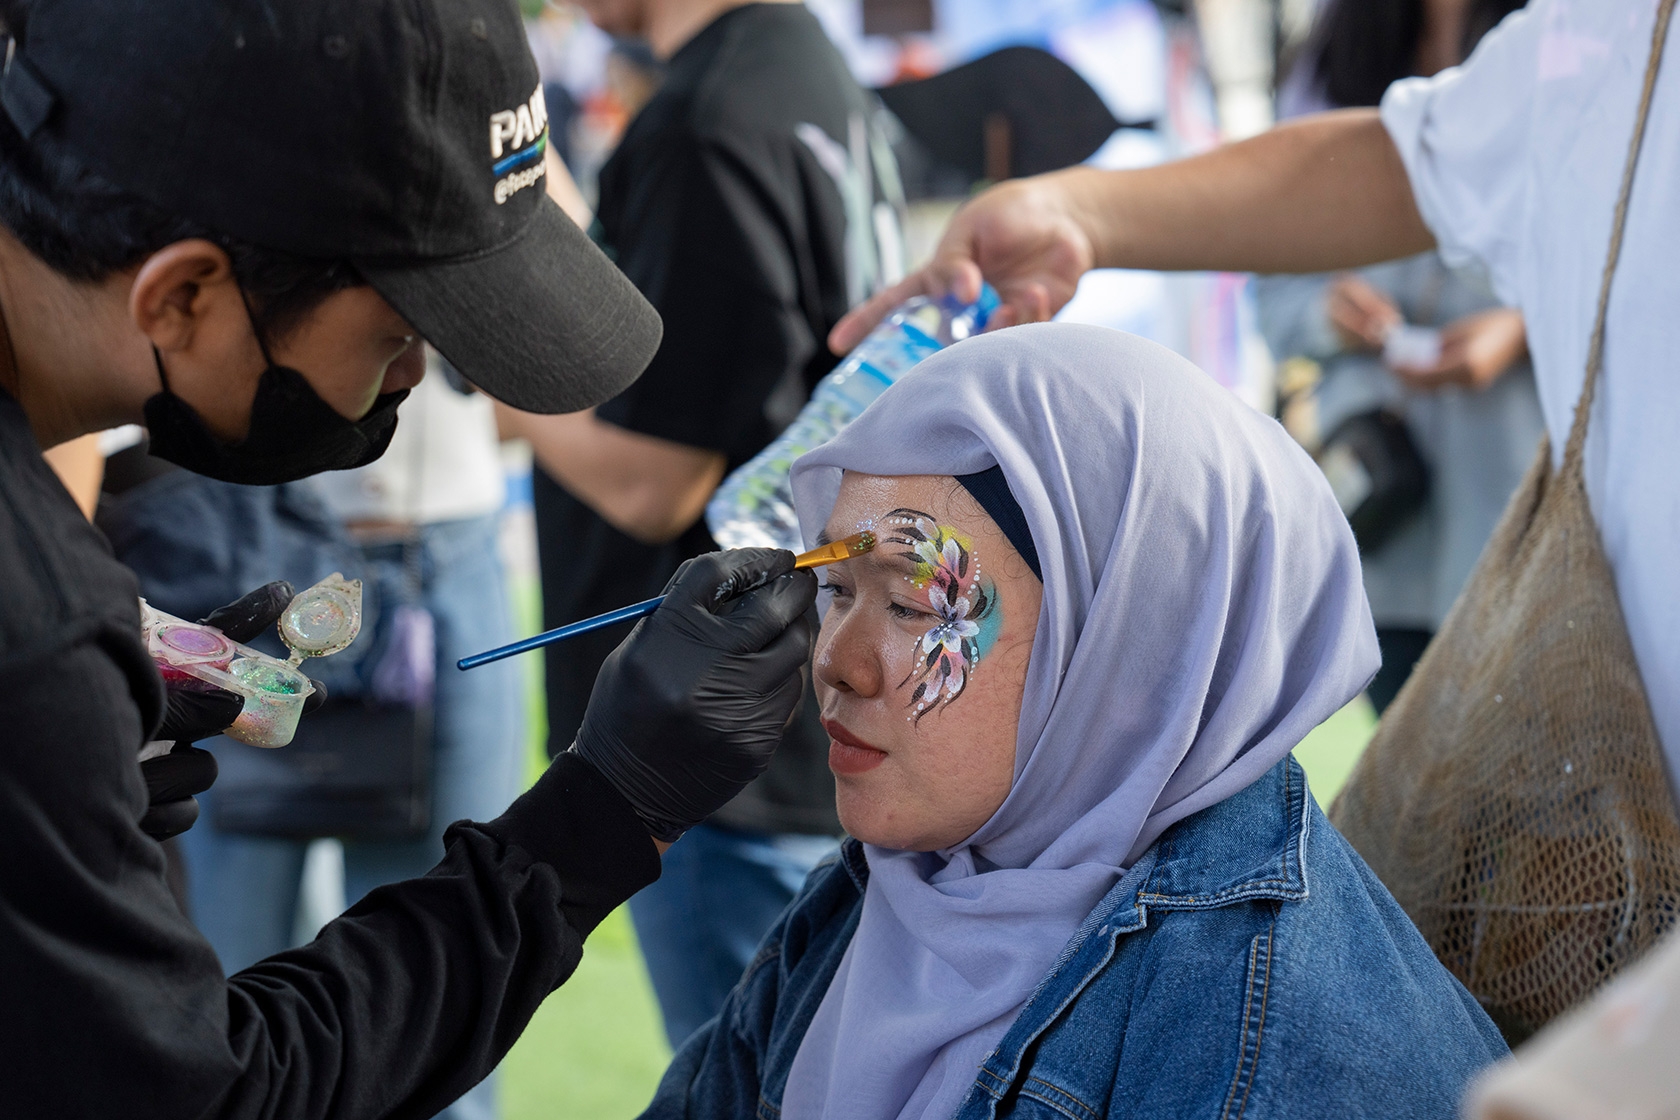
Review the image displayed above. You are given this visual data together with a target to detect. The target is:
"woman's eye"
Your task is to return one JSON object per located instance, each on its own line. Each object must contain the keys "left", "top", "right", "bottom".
{"left": 887, "top": 601, "right": 929, "bottom": 621}
{"left": 819, "top": 581, "right": 853, "bottom": 600}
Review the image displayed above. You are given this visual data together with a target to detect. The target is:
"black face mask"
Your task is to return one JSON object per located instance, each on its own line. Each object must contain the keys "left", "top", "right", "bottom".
{"left": 143, "top": 318, "right": 408, "bottom": 487}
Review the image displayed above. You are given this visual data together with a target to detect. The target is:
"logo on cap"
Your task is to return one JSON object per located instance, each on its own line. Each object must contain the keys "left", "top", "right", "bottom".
{"left": 490, "top": 87, "right": 549, "bottom": 205}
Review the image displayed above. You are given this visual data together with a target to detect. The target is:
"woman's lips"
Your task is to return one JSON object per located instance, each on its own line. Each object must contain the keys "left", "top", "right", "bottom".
{"left": 824, "top": 719, "right": 887, "bottom": 775}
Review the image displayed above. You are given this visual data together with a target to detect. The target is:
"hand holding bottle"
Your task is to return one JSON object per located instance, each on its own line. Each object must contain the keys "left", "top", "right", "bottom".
{"left": 829, "top": 176, "right": 1094, "bottom": 355}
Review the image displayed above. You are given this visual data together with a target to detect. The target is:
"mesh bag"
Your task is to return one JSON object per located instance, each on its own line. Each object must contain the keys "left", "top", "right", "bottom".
{"left": 1329, "top": 0, "right": 1680, "bottom": 1044}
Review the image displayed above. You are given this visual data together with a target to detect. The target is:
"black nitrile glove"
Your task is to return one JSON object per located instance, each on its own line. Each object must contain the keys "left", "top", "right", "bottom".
{"left": 201, "top": 580, "right": 297, "bottom": 639}
{"left": 572, "top": 549, "right": 818, "bottom": 842}
{"left": 139, "top": 581, "right": 326, "bottom": 839}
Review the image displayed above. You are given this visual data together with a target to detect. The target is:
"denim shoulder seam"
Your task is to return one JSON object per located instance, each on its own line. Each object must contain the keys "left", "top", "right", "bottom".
{"left": 740, "top": 936, "right": 782, "bottom": 983}
{"left": 1135, "top": 878, "right": 1302, "bottom": 907}
{"left": 1293, "top": 758, "right": 1313, "bottom": 900}
{"left": 1219, "top": 918, "right": 1276, "bottom": 1120}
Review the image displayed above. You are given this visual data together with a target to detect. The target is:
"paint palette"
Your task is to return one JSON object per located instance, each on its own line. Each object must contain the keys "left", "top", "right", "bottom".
{"left": 139, "top": 573, "right": 363, "bottom": 748}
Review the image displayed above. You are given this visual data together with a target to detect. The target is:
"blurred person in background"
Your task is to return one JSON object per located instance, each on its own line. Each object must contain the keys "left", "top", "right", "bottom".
{"left": 1254, "top": 0, "right": 1540, "bottom": 712}
{"left": 498, "top": 0, "right": 905, "bottom": 1049}
{"left": 604, "top": 37, "right": 665, "bottom": 120}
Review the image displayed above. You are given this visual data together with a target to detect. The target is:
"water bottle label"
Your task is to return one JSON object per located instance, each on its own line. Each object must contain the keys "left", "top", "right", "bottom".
{"left": 854, "top": 360, "right": 894, "bottom": 388}
{"left": 900, "top": 322, "right": 939, "bottom": 351}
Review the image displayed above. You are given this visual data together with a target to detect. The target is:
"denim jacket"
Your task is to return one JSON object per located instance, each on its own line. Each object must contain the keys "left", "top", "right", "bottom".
{"left": 640, "top": 758, "right": 1508, "bottom": 1120}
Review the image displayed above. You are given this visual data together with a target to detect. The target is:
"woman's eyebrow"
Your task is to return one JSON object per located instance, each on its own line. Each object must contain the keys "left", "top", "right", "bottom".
{"left": 868, "top": 547, "right": 923, "bottom": 578}
{"left": 818, "top": 528, "right": 919, "bottom": 577}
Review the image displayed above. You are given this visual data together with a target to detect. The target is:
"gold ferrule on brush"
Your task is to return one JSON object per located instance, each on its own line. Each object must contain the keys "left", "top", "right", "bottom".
{"left": 792, "top": 530, "right": 877, "bottom": 570}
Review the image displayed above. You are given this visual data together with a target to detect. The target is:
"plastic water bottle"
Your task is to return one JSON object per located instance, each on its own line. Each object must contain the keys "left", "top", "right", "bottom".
{"left": 707, "top": 286, "right": 998, "bottom": 551}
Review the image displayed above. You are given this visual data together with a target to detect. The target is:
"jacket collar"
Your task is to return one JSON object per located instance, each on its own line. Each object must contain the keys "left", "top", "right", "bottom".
{"left": 1101, "top": 756, "right": 1312, "bottom": 935}
{"left": 839, "top": 834, "right": 870, "bottom": 892}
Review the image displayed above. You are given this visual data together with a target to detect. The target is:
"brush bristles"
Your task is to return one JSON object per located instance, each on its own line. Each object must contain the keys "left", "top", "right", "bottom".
{"left": 792, "top": 531, "right": 878, "bottom": 571}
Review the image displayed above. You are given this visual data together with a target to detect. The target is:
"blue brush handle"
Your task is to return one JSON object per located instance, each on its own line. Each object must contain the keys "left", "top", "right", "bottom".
{"left": 457, "top": 595, "right": 666, "bottom": 670}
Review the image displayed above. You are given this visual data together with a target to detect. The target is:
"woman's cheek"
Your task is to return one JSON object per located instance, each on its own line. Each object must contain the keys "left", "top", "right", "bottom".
{"left": 812, "top": 649, "right": 836, "bottom": 704}
{"left": 880, "top": 624, "right": 925, "bottom": 707}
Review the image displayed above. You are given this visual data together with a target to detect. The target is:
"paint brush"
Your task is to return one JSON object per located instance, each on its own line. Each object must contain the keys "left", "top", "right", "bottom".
{"left": 457, "top": 532, "right": 877, "bottom": 671}
{"left": 792, "top": 529, "right": 877, "bottom": 570}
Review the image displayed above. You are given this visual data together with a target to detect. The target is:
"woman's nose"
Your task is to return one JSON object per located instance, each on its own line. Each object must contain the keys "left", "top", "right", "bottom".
{"left": 814, "top": 612, "right": 882, "bottom": 698}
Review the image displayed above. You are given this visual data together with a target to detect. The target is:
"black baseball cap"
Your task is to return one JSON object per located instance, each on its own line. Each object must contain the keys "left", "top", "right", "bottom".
{"left": 0, "top": 0, "right": 661, "bottom": 413}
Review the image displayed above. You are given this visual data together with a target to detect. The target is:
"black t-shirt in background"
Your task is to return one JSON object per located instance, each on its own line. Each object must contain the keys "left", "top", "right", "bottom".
{"left": 534, "top": 3, "right": 903, "bottom": 835}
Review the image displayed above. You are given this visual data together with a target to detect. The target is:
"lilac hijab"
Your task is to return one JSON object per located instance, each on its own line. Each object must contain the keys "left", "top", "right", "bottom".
{"left": 783, "top": 323, "right": 1378, "bottom": 1120}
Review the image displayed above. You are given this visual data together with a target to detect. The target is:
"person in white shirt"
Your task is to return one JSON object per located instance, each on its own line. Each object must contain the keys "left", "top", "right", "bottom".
{"left": 1256, "top": 0, "right": 1542, "bottom": 714}
{"left": 835, "top": 0, "right": 1680, "bottom": 786}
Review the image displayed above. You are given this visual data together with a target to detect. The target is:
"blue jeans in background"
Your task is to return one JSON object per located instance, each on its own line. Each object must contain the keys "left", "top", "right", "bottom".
{"left": 629, "top": 823, "right": 838, "bottom": 1050}
{"left": 180, "top": 515, "right": 525, "bottom": 1120}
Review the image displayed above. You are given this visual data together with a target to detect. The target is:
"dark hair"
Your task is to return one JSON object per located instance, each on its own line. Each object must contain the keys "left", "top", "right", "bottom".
{"left": 1312, "top": 0, "right": 1528, "bottom": 109}
{"left": 0, "top": 33, "right": 359, "bottom": 340}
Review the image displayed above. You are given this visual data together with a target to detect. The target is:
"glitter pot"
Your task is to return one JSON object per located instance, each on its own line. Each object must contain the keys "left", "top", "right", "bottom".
{"left": 280, "top": 574, "right": 363, "bottom": 660}
{"left": 156, "top": 623, "right": 233, "bottom": 663}
{"left": 226, "top": 658, "right": 313, "bottom": 747}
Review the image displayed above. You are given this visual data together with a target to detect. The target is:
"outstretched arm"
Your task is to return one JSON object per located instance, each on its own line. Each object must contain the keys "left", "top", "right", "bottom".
{"left": 831, "top": 109, "right": 1433, "bottom": 351}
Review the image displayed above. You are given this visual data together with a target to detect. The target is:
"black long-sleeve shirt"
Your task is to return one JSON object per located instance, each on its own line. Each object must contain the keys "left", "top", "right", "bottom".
{"left": 0, "top": 387, "right": 660, "bottom": 1118}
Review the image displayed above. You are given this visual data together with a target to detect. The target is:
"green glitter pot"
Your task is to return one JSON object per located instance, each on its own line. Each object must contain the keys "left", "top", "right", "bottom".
{"left": 227, "top": 658, "right": 313, "bottom": 746}
{"left": 231, "top": 659, "right": 306, "bottom": 695}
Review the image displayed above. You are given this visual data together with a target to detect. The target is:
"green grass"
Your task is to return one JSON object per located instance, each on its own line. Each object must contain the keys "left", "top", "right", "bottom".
{"left": 1293, "top": 695, "right": 1379, "bottom": 807}
{"left": 500, "top": 577, "right": 674, "bottom": 1120}
{"left": 497, "top": 578, "right": 1380, "bottom": 1119}
{"left": 502, "top": 908, "right": 671, "bottom": 1119}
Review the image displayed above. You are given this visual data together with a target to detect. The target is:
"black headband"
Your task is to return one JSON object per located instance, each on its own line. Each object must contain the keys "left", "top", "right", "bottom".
{"left": 955, "top": 465, "right": 1042, "bottom": 583}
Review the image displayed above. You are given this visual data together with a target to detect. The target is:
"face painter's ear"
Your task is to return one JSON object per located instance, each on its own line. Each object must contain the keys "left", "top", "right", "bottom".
{"left": 129, "top": 239, "right": 239, "bottom": 354}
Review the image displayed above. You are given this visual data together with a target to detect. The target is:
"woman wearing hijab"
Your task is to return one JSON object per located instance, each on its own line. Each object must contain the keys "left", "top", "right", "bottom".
{"left": 639, "top": 323, "right": 1507, "bottom": 1120}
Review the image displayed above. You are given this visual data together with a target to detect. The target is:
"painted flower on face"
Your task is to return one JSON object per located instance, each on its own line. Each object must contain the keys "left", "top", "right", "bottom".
{"left": 917, "top": 611, "right": 980, "bottom": 700}
{"left": 917, "top": 535, "right": 966, "bottom": 583}
{"left": 881, "top": 508, "right": 999, "bottom": 723}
